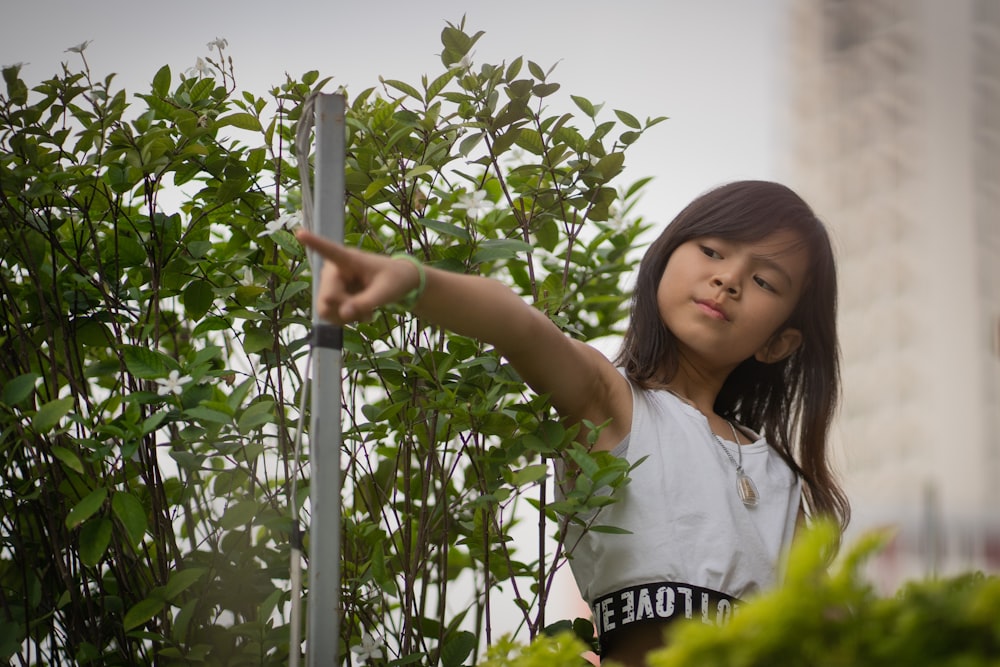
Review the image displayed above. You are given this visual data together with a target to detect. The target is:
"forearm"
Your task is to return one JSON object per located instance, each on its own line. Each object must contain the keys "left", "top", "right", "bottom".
{"left": 410, "top": 264, "right": 544, "bottom": 357}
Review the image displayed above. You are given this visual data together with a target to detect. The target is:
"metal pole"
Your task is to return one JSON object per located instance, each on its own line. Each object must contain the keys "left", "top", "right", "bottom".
{"left": 306, "top": 92, "right": 345, "bottom": 666}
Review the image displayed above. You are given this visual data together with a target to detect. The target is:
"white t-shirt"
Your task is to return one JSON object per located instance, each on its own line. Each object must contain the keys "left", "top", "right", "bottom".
{"left": 559, "top": 379, "right": 801, "bottom": 608}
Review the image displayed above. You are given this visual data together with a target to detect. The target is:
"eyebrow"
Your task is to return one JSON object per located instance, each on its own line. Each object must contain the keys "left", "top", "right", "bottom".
{"left": 750, "top": 254, "right": 794, "bottom": 287}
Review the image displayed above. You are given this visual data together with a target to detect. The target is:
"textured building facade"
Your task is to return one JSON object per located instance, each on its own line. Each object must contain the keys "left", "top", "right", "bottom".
{"left": 783, "top": 0, "right": 1000, "bottom": 587}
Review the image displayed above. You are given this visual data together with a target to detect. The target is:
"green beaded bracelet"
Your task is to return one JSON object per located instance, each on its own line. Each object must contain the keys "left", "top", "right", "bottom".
{"left": 391, "top": 253, "right": 426, "bottom": 309}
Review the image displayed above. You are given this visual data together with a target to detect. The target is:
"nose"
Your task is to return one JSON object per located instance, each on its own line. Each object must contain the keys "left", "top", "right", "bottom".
{"left": 712, "top": 274, "right": 740, "bottom": 297}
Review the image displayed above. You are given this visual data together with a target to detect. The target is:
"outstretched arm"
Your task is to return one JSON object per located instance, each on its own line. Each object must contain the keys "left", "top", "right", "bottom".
{"left": 296, "top": 230, "right": 631, "bottom": 447}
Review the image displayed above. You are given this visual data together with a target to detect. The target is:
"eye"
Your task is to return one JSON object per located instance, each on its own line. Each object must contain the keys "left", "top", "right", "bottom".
{"left": 753, "top": 275, "right": 776, "bottom": 292}
{"left": 699, "top": 245, "right": 722, "bottom": 259}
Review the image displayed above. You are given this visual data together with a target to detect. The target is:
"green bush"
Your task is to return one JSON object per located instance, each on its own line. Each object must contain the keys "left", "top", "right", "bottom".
{"left": 648, "top": 522, "right": 1000, "bottom": 667}
{"left": 0, "top": 19, "right": 661, "bottom": 665}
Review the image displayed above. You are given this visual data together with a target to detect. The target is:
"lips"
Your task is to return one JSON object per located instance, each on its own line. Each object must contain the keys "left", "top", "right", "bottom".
{"left": 694, "top": 299, "right": 729, "bottom": 321}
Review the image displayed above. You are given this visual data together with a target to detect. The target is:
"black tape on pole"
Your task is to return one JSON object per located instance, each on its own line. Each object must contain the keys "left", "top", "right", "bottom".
{"left": 312, "top": 323, "right": 343, "bottom": 350}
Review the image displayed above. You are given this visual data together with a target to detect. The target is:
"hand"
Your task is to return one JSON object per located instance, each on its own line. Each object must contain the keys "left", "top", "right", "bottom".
{"left": 296, "top": 230, "right": 421, "bottom": 325}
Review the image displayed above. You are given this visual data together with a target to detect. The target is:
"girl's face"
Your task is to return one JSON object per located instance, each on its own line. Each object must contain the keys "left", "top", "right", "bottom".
{"left": 656, "top": 229, "right": 810, "bottom": 372}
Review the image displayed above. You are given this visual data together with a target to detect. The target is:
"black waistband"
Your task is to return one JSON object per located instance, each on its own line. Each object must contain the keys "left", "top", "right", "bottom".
{"left": 592, "top": 581, "right": 741, "bottom": 637}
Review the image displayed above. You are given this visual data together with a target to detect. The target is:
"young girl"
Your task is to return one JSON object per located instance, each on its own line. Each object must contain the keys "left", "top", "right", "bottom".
{"left": 296, "top": 180, "right": 850, "bottom": 665}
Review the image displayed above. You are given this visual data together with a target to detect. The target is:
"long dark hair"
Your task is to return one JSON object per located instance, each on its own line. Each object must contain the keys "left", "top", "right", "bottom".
{"left": 615, "top": 181, "right": 850, "bottom": 532}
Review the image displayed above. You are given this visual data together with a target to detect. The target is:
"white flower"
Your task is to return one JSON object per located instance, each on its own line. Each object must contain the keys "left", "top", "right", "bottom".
{"left": 259, "top": 211, "right": 301, "bottom": 238}
{"left": 453, "top": 190, "right": 493, "bottom": 217}
{"left": 239, "top": 267, "right": 254, "bottom": 287}
{"left": 207, "top": 37, "right": 228, "bottom": 51}
{"left": 65, "top": 40, "right": 92, "bottom": 54}
{"left": 607, "top": 207, "right": 625, "bottom": 229}
{"left": 186, "top": 57, "right": 210, "bottom": 78}
{"left": 452, "top": 52, "right": 474, "bottom": 71}
{"left": 350, "top": 632, "right": 383, "bottom": 663}
{"left": 155, "top": 370, "right": 192, "bottom": 396}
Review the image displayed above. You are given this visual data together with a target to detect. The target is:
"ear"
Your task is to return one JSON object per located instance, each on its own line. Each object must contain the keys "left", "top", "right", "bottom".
{"left": 755, "top": 328, "right": 803, "bottom": 364}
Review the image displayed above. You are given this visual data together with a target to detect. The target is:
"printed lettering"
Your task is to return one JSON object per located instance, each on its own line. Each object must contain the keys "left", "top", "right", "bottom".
{"left": 701, "top": 591, "right": 710, "bottom": 623}
{"left": 677, "top": 586, "right": 693, "bottom": 618}
{"left": 716, "top": 599, "right": 732, "bottom": 625}
{"left": 635, "top": 587, "right": 654, "bottom": 621}
{"left": 655, "top": 585, "right": 675, "bottom": 617}
{"left": 601, "top": 597, "right": 616, "bottom": 632}
{"left": 620, "top": 590, "right": 635, "bottom": 624}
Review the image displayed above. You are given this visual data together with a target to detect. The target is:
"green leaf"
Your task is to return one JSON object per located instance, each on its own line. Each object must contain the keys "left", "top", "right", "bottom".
{"left": 512, "top": 128, "right": 544, "bottom": 155}
{"left": 163, "top": 568, "right": 207, "bottom": 600}
{"left": 614, "top": 109, "right": 641, "bottom": 129}
{"left": 3, "top": 65, "right": 28, "bottom": 105}
{"left": 141, "top": 410, "right": 169, "bottom": 435}
{"left": 242, "top": 327, "right": 273, "bottom": 354}
{"left": 237, "top": 400, "right": 275, "bottom": 434}
{"left": 219, "top": 499, "right": 257, "bottom": 530}
{"left": 217, "top": 113, "right": 262, "bottom": 132}
{"left": 122, "top": 346, "right": 177, "bottom": 379}
{"left": 511, "top": 463, "right": 549, "bottom": 487}
{"left": 473, "top": 239, "right": 532, "bottom": 264}
{"left": 66, "top": 487, "right": 108, "bottom": 530}
{"left": 440, "top": 630, "right": 476, "bottom": 667}
{"left": 112, "top": 492, "right": 147, "bottom": 548}
{"left": 506, "top": 56, "right": 523, "bottom": 80}
{"left": 425, "top": 69, "right": 455, "bottom": 100}
{"left": 458, "top": 131, "right": 483, "bottom": 157}
{"left": 32, "top": 397, "right": 75, "bottom": 433}
{"left": 382, "top": 79, "right": 423, "bottom": 102}
{"left": 183, "top": 405, "right": 232, "bottom": 425}
{"left": 533, "top": 82, "right": 560, "bottom": 97}
{"left": 363, "top": 177, "right": 392, "bottom": 200}
{"left": 1, "top": 372, "right": 38, "bottom": 406}
{"left": 79, "top": 518, "right": 113, "bottom": 566}
{"left": 419, "top": 218, "right": 470, "bottom": 241}
{"left": 595, "top": 152, "right": 625, "bottom": 180}
{"left": 51, "top": 445, "right": 84, "bottom": 475}
{"left": 123, "top": 596, "right": 165, "bottom": 631}
{"left": 182, "top": 280, "right": 214, "bottom": 321}
{"left": 571, "top": 95, "right": 596, "bottom": 118}
{"left": 404, "top": 164, "right": 435, "bottom": 179}
{"left": 115, "top": 235, "right": 147, "bottom": 266}
{"left": 152, "top": 65, "right": 171, "bottom": 97}
{"left": 588, "top": 524, "right": 632, "bottom": 535}
{"left": 566, "top": 446, "right": 600, "bottom": 479}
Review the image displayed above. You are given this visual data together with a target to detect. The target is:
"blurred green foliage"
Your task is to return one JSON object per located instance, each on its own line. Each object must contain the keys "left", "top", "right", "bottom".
{"left": 648, "top": 522, "right": 1000, "bottom": 667}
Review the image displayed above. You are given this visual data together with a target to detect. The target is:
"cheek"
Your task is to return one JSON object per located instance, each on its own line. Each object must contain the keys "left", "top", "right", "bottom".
{"left": 655, "top": 274, "right": 678, "bottom": 316}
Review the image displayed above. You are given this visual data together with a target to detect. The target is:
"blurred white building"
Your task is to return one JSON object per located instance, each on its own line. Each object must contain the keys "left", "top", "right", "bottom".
{"left": 780, "top": 0, "right": 1000, "bottom": 587}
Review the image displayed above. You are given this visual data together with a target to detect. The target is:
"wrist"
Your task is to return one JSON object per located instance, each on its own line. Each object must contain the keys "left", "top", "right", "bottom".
{"left": 391, "top": 253, "right": 426, "bottom": 309}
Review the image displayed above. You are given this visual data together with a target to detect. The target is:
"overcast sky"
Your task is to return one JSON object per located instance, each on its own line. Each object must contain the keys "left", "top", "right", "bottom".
{"left": 2, "top": 0, "right": 790, "bottom": 232}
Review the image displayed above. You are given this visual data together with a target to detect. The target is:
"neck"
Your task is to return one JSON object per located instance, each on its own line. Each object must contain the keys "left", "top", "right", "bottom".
{"left": 653, "top": 354, "right": 739, "bottom": 421}
{"left": 654, "top": 366, "right": 745, "bottom": 443}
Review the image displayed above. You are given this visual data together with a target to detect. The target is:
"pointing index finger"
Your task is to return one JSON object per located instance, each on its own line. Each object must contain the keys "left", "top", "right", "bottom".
{"left": 296, "top": 229, "right": 347, "bottom": 262}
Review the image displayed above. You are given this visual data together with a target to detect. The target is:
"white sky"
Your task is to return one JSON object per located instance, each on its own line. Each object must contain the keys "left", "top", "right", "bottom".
{"left": 2, "top": 0, "right": 789, "bottom": 232}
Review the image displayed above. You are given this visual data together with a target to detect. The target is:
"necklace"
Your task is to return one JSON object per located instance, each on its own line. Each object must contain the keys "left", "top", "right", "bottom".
{"left": 715, "top": 421, "right": 760, "bottom": 508}
{"left": 661, "top": 387, "right": 761, "bottom": 508}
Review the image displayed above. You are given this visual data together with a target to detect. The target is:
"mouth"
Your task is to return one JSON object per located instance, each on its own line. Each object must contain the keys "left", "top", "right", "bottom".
{"left": 694, "top": 299, "right": 729, "bottom": 321}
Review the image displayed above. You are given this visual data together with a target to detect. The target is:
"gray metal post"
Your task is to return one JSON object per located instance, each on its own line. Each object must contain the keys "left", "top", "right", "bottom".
{"left": 306, "top": 92, "right": 345, "bottom": 666}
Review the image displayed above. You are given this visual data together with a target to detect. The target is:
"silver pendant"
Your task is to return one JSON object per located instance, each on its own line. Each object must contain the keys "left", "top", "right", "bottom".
{"left": 736, "top": 469, "right": 759, "bottom": 508}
